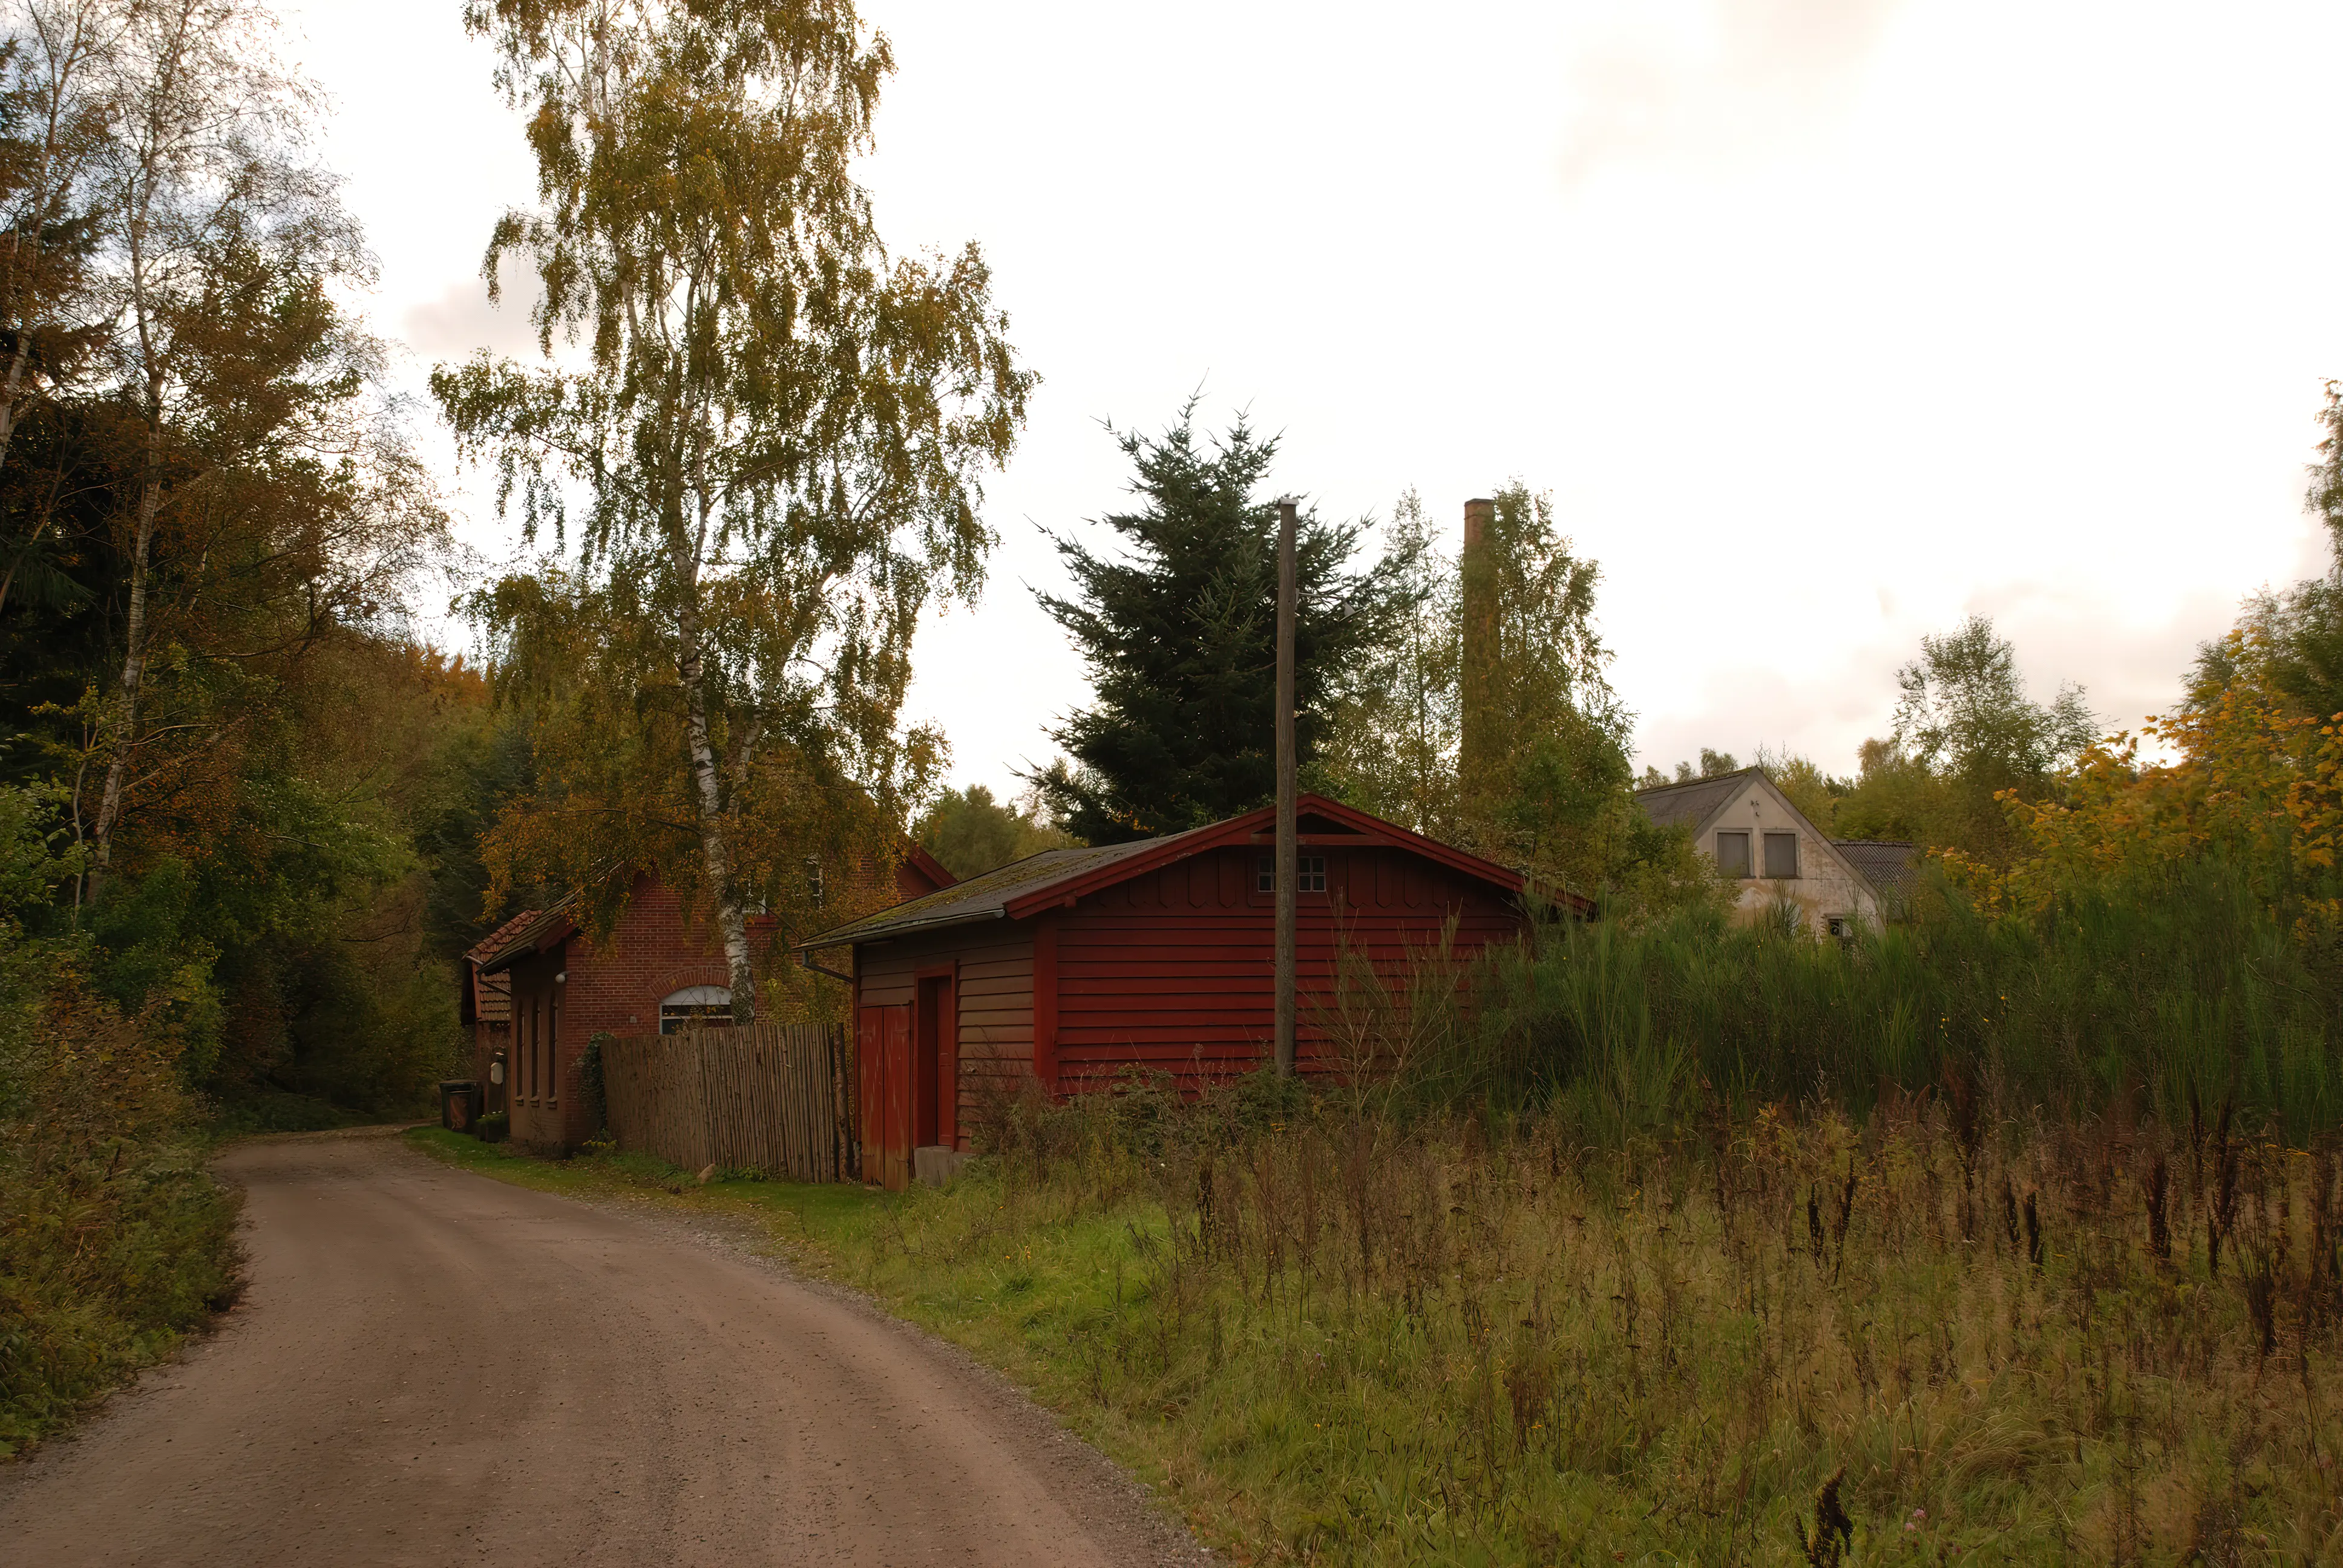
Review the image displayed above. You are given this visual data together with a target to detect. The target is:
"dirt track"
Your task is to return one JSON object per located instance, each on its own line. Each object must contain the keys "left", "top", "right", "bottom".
{"left": 0, "top": 1129, "right": 1210, "bottom": 1567}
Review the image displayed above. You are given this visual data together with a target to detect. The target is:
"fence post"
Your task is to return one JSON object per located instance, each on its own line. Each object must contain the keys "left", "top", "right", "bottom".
{"left": 831, "top": 1022, "right": 854, "bottom": 1184}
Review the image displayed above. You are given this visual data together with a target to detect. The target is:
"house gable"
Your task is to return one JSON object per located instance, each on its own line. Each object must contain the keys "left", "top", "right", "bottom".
{"left": 1635, "top": 768, "right": 1884, "bottom": 926}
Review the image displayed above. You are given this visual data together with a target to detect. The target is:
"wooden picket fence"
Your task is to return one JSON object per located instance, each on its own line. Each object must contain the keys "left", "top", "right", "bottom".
{"left": 598, "top": 1023, "right": 855, "bottom": 1182}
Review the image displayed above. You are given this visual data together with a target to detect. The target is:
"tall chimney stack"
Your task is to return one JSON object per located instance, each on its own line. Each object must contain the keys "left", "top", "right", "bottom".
{"left": 1459, "top": 497, "right": 1498, "bottom": 799}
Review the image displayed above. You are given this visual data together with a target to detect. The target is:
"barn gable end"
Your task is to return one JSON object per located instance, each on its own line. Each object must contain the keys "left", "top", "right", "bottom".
{"left": 1050, "top": 841, "right": 1521, "bottom": 1091}
{"left": 813, "top": 796, "right": 1553, "bottom": 1187}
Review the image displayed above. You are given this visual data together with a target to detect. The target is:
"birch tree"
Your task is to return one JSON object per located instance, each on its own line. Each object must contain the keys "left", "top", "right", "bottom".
{"left": 0, "top": 0, "right": 120, "bottom": 621}
{"left": 83, "top": 0, "right": 371, "bottom": 891}
{"left": 437, "top": 0, "right": 1033, "bottom": 1018}
{"left": 0, "top": 0, "right": 114, "bottom": 466}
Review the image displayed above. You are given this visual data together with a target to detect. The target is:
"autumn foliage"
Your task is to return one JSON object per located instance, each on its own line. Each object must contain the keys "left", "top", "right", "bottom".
{"left": 1944, "top": 629, "right": 2343, "bottom": 949}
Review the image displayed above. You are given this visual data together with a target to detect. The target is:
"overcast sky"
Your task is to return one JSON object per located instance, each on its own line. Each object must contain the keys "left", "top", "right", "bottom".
{"left": 278, "top": 0, "right": 2343, "bottom": 797}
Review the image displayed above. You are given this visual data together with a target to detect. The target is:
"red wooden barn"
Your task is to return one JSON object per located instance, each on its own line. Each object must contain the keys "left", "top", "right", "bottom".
{"left": 800, "top": 794, "right": 1568, "bottom": 1189}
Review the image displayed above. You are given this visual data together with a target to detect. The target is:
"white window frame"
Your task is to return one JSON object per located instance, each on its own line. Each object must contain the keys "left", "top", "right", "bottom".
{"left": 1254, "top": 852, "right": 1328, "bottom": 893}
{"left": 658, "top": 984, "right": 732, "bottom": 1036}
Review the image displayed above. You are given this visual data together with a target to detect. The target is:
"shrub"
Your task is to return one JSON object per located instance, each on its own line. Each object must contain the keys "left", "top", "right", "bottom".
{"left": 0, "top": 968, "right": 240, "bottom": 1454}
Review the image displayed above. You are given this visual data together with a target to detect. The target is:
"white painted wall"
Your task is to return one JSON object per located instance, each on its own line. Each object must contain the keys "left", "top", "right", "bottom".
{"left": 1698, "top": 777, "right": 1879, "bottom": 932}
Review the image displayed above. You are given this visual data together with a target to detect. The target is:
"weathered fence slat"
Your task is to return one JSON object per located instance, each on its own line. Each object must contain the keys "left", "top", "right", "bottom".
{"left": 599, "top": 1022, "right": 848, "bottom": 1181}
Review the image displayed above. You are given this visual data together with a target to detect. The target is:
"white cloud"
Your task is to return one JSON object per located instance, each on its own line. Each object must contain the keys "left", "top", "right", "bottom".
{"left": 1555, "top": 0, "right": 1909, "bottom": 188}
{"left": 399, "top": 258, "right": 544, "bottom": 364}
{"left": 268, "top": 0, "right": 2343, "bottom": 803}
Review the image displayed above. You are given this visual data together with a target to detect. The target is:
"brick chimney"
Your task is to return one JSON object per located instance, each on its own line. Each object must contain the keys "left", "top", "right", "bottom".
{"left": 1459, "top": 497, "right": 1498, "bottom": 793}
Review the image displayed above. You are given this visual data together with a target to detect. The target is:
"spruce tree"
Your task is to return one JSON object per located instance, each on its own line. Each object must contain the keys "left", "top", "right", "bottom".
{"left": 1034, "top": 403, "right": 1404, "bottom": 843}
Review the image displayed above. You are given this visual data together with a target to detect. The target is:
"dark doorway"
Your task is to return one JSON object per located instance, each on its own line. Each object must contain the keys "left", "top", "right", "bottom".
{"left": 914, "top": 973, "right": 955, "bottom": 1149}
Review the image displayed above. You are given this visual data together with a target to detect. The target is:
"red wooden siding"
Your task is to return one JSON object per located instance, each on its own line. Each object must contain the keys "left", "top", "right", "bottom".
{"left": 854, "top": 923, "right": 1034, "bottom": 1178}
{"left": 857, "top": 1007, "right": 885, "bottom": 1183}
{"left": 848, "top": 838, "right": 1525, "bottom": 1177}
{"left": 1051, "top": 844, "right": 1519, "bottom": 1092}
{"left": 871, "top": 1005, "right": 910, "bottom": 1189}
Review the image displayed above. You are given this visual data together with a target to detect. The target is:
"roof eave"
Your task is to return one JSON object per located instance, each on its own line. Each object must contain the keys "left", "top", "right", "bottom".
{"left": 795, "top": 906, "right": 1007, "bottom": 951}
{"left": 478, "top": 912, "right": 578, "bottom": 974}
{"left": 795, "top": 793, "right": 1561, "bottom": 946}
{"left": 901, "top": 840, "right": 959, "bottom": 890}
{"left": 995, "top": 794, "right": 1549, "bottom": 919}
{"left": 998, "top": 820, "right": 1236, "bottom": 919}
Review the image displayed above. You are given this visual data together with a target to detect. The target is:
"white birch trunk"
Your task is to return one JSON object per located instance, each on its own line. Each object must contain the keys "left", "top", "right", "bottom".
{"left": 675, "top": 564, "right": 757, "bottom": 1022}
{"left": 88, "top": 434, "right": 159, "bottom": 889}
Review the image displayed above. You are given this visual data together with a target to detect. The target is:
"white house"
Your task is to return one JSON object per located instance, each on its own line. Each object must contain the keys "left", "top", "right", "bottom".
{"left": 1634, "top": 767, "right": 1913, "bottom": 933}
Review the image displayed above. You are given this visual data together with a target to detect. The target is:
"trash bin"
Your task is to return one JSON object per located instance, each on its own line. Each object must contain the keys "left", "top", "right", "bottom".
{"left": 438, "top": 1079, "right": 480, "bottom": 1134}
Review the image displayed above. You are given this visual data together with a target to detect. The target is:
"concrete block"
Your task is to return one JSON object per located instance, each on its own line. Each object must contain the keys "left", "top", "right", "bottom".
{"left": 913, "top": 1145, "right": 969, "bottom": 1188}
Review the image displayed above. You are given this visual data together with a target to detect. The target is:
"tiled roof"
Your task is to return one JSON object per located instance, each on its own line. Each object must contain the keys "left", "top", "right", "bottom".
{"left": 476, "top": 898, "right": 587, "bottom": 975}
{"left": 1633, "top": 768, "right": 1762, "bottom": 832}
{"left": 799, "top": 794, "right": 1549, "bottom": 949}
{"left": 463, "top": 909, "right": 540, "bottom": 1024}
{"left": 798, "top": 831, "right": 1209, "bottom": 948}
{"left": 1834, "top": 840, "right": 1921, "bottom": 901}
{"left": 465, "top": 909, "right": 543, "bottom": 967}
{"left": 470, "top": 966, "right": 513, "bottom": 1024}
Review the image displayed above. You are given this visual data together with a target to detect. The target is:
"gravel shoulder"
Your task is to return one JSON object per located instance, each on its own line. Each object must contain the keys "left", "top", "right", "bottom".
{"left": 0, "top": 1126, "right": 1213, "bottom": 1567}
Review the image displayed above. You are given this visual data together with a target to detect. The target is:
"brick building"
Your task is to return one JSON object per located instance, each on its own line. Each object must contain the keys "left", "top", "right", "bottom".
{"left": 458, "top": 909, "right": 540, "bottom": 1117}
{"left": 470, "top": 850, "right": 952, "bottom": 1151}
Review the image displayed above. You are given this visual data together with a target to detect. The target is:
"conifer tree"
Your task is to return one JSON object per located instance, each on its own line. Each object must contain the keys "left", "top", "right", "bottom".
{"left": 1032, "top": 403, "right": 1407, "bottom": 843}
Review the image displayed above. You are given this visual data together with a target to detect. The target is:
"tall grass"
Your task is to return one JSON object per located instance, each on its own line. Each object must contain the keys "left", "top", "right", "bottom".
{"left": 811, "top": 1071, "right": 2343, "bottom": 1564}
{"left": 1470, "top": 860, "right": 2343, "bottom": 1141}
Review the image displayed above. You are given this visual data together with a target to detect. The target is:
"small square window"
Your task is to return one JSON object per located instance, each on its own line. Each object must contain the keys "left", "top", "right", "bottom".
{"left": 1763, "top": 832, "right": 1799, "bottom": 878}
{"left": 1716, "top": 831, "right": 1752, "bottom": 878}
{"left": 1826, "top": 915, "right": 1853, "bottom": 939}
{"left": 1255, "top": 853, "right": 1328, "bottom": 892}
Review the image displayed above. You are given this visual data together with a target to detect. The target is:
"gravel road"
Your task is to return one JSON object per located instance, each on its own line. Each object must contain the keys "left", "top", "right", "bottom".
{"left": 0, "top": 1128, "right": 1211, "bottom": 1567}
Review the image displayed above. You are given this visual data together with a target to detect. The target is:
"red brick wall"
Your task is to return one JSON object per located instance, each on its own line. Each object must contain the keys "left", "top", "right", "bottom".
{"left": 507, "top": 873, "right": 779, "bottom": 1151}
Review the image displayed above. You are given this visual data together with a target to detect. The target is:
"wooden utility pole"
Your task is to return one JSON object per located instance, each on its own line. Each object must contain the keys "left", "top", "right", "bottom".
{"left": 1458, "top": 497, "right": 1497, "bottom": 802}
{"left": 1274, "top": 498, "right": 1298, "bottom": 1077}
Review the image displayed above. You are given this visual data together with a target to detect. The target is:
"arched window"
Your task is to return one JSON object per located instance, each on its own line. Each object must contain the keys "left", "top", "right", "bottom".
{"left": 659, "top": 984, "right": 732, "bottom": 1035}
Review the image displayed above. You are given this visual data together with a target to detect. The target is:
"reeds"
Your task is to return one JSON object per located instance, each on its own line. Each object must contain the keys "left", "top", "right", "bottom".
{"left": 878, "top": 1077, "right": 2343, "bottom": 1562}
{"left": 850, "top": 857, "right": 2343, "bottom": 1560}
{"left": 1469, "top": 855, "right": 2343, "bottom": 1140}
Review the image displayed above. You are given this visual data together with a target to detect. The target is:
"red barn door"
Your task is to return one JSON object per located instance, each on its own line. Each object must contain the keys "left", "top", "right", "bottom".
{"left": 856, "top": 1004, "right": 914, "bottom": 1189}
{"left": 914, "top": 972, "right": 955, "bottom": 1152}
{"left": 857, "top": 1008, "right": 883, "bottom": 1184}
